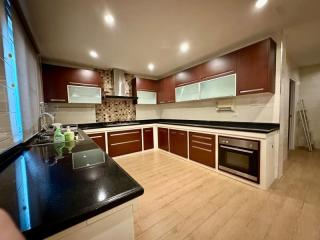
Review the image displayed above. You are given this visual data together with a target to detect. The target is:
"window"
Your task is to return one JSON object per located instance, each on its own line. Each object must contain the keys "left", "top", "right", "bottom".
{"left": 0, "top": 0, "right": 23, "bottom": 153}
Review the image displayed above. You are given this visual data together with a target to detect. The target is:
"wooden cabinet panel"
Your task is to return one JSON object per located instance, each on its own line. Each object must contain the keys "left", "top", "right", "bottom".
{"left": 200, "top": 53, "right": 236, "bottom": 81}
{"left": 157, "top": 76, "right": 175, "bottom": 104}
{"left": 236, "top": 38, "right": 276, "bottom": 95}
{"left": 87, "top": 133, "right": 106, "bottom": 151}
{"left": 42, "top": 64, "right": 68, "bottom": 103}
{"left": 189, "top": 132, "right": 215, "bottom": 168}
{"left": 175, "top": 66, "right": 201, "bottom": 87}
{"left": 143, "top": 128, "right": 154, "bottom": 150}
{"left": 136, "top": 77, "right": 157, "bottom": 91}
{"left": 67, "top": 68, "right": 101, "bottom": 87}
{"left": 107, "top": 129, "right": 142, "bottom": 157}
{"left": 158, "top": 128, "right": 169, "bottom": 151}
{"left": 169, "top": 129, "right": 188, "bottom": 158}
{"left": 42, "top": 64, "right": 102, "bottom": 103}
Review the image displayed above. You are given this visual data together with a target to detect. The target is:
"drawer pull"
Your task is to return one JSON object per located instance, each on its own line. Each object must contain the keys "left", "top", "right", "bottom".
{"left": 144, "top": 129, "right": 152, "bottom": 132}
{"left": 111, "top": 139, "right": 140, "bottom": 146}
{"left": 239, "top": 88, "right": 264, "bottom": 94}
{"left": 192, "top": 140, "right": 211, "bottom": 146}
{"left": 159, "top": 101, "right": 165, "bottom": 104}
{"left": 69, "top": 82, "right": 99, "bottom": 87}
{"left": 110, "top": 131, "right": 140, "bottom": 137}
{"left": 192, "top": 146, "right": 212, "bottom": 152}
{"left": 179, "top": 132, "right": 186, "bottom": 136}
{"left": 192, "top": 134, "right": 213, "bottom": 140}
{"left": 50, "top": 98, "right": 66, "bottom": 102}
{"left": 90, "top": 136, "right": 103, "bottom": 139}
{"left": 167, "top": 100, "right": 174, "bottom": 103}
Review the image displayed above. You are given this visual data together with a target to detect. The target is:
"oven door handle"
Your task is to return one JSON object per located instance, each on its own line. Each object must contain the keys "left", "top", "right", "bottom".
{"left": 220, "top": 145, "right": 254, "bottom": 154}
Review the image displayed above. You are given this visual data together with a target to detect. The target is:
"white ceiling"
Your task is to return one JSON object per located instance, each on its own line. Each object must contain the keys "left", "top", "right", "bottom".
{"left": 18, "top": 0, "right": 320, "bottom": 78}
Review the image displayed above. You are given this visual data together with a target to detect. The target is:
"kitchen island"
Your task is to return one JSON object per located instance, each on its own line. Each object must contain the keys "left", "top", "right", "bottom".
{"left": 0, "top": 130, "right": 144, "bottom": 240}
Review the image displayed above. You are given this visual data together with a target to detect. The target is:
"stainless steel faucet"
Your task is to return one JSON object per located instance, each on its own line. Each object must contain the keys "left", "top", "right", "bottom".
{"left": 38, "top": 112, "right": 55, "bottom": 131}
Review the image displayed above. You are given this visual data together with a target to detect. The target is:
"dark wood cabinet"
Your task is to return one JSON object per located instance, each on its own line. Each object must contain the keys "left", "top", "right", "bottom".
{"left": 87, "top": 133, "right": 106, "bottom": 151}
{"left": 143, "top": 128, "right": 154, "bottom": 150}
{"left": 189, "top": 132, "right": 215, "bottom": 168}
{"left": 136, "top": 77, "right": 157, "bottom": 92}
{"left": 236, "top": 38, "right": 276, "bottom": 95}
{"left": 169, "top": 129, "right": 188, "bottom": 158}
{"left": 42, "top": 64, "right": 68, "bottom": 103}
{"left": 157, "top": 76, "right": 175, "bottom": 104}
{"left": 200, "top": 53, "right": 236, "bottom": 81}
{"left": 107, "top": 129, "right": 142, "bottom": 157}
{"left": 158, "top": 127, "right": 169, "bottom": 151}
{"left": 175, "top": 66, "right": 201, "bottom": 87}
{"left": 42, "top": 64, "right": 102, "bottom": 103}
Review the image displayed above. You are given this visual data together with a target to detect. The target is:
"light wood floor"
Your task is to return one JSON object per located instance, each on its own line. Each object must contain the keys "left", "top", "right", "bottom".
{"left": 116, "top": 149, "right": 320, "bottom": 240}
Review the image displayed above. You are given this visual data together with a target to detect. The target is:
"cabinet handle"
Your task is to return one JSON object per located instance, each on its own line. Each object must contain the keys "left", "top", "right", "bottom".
{"left": 167, "top": 100, "right": 174, "bottom": 103}
{"left": 111, "top": 139, "right": 140, "bottom": 146}
{"left": 179, "top": 132, "right": 185, "bottom": 136}
{"left": 69, "top": 82, "right": 99, "bottom": 87}
{"left": 50, "top": 98, "right": 66, "bottom": 102}
{"left": 90, "top": 136, "right": 103, "bottom": 139}
{"left": 159, "top": 101, "right": 165, "bottom": 104}
{"left": 110, "top": 131, "right": 140, "bottom": 137}
{"left": 192, "top": 146, "right": 212, "bottom": 152}
{"left": 144, "top": 129, "right": 152, "bottom": 132}
{"left": 192, "top": 140, "right": 211, "bottom": 146}
{"left": 239, "top": 88, "right": 264, "bottom": 94}
{"left": 192, "top": 134, "right": 212, "bottom": 140}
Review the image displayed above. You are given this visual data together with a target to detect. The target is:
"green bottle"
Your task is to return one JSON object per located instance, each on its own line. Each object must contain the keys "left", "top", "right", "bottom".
{"left": 54, "top": 127, "right": 65, "bottom": 143}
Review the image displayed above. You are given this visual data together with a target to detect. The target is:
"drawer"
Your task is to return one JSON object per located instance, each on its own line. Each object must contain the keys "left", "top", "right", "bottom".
{"left": 190, "top": 132, "right": 214, "bottom": 144}
{"left": 88, "top": 133, "right": 106, "bottom": 151}
{"left": 108, "top": 139, "right": 142, "bottom": 157}
{"left": 108, "top": 129, "right": 141, "bottom": 144}
{"left": 189, "top": 132, "right": 215, "bottom": 168}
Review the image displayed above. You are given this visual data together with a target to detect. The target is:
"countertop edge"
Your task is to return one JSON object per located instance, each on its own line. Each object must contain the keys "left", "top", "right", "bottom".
{"left": 23, "top": 186, "right": 144, "bottom": 240}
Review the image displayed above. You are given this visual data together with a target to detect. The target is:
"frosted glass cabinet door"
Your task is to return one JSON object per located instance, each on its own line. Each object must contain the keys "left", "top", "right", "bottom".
{"left": 175, "top": 83, "right": 200, "bottom": 102}
{"left": 200, "top": 74, "right": 236, "bottom": 100}
{"left": 67, "top": 85, "right": 102, "bottom": 104}
{"left": 137, "top": 91, "right": 157, "bottom": 104}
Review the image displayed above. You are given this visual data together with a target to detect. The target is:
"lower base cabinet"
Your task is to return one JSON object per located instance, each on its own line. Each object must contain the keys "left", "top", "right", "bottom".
{"left": 189, "top": 132, "right": 215, "bottom": 167}
{"left": 107, "top": 129, "right": 142, "bottom": 157}
{"left": 169, "top": 129, "right": 188, "bottom": 158}
{"left": 143, "top": 128, "right": 154, "bottom": 150}
{"left": 158, "top": 128, "right": 169, "bottom": 151}
{"left": 87, "top": 133, "right": 106, "bottom": 151}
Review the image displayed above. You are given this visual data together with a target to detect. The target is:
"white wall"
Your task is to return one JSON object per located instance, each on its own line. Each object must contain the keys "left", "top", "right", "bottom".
{"left": 296, "top": 64, "right": 320, "bottom": 149}
{"left": 47, "top": 104, "right": 96, "bottom": 124}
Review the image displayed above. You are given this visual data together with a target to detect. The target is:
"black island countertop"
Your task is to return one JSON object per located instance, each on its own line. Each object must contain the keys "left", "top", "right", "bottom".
{"left": 78, "top": 119, "right": 280, "bottom": 134}
{"left": 0, "top": 130, "right": 144, "bottom": 239}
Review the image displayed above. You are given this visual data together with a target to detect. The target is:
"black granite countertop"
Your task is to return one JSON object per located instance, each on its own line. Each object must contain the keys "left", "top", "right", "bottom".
{"left": 78, "top": 119, "right": 280, "bottom": 134}
{"left": 0, "top": 130, "right": 144, "bottom": 239}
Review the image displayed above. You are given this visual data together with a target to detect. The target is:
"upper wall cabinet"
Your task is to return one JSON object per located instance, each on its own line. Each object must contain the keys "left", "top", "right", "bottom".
{"left": 236, "top": 38, "right": 276, "bottom": 95}
{"left": 200, "top": 53, "right": 236, "bottom": 81}
{"left": 157, "top": 76, "right": 175, "bottom": 104}
{"left": 42, "top": 64, "right": 102, "bottom": 103}
{"left": 175, "top": 65, "right": 201, "bottom": 87}
{"left": 136, "top": 77, "right": 158, "bottom": 92}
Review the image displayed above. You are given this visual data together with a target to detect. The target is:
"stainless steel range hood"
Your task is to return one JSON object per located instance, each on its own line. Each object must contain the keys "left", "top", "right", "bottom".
{"left": 112, "top": 69, "right": 127, "bottom": 96}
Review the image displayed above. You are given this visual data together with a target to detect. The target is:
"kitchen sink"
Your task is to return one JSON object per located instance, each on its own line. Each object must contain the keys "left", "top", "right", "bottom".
{"left": 28, "top": 129, "right": 85, "bottom": 146}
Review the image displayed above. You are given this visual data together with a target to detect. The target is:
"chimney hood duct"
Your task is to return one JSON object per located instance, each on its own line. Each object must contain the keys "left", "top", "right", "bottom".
{"left": 112, "top": 69, "right": 127, "bottom": 97}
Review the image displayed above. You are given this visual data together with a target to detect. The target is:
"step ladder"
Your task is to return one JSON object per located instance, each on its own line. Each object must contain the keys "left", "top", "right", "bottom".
{"left": 298, "top": 99, "right": 313, "bottom": 152}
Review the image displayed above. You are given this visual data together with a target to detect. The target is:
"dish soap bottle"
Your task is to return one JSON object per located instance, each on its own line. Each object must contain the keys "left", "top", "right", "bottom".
{"left": 54, "top": 126, "right": 65, "bottom": 143}
{"left": 64, "top": 126, "right": 75, "bottom": 142}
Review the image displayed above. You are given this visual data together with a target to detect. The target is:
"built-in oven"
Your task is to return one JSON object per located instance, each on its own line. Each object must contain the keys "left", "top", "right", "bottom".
{"left": 218, "top": 136, "right": 260, "bottom": 183}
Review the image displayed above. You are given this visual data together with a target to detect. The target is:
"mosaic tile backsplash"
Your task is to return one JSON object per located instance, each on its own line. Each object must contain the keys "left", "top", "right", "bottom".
{"left": 95, "top": 70, "right": 136, "bottom": 122}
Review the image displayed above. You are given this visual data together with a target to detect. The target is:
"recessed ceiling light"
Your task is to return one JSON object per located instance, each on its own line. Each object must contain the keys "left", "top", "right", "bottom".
{"left": 148, "top": 63, "right": 155, "bottom": 71}
{"left": 89, "top": 50, "right": 98, "bottom": 58}
{"left": 180, "top": 42, "right": 190, "bottom": 53}
{"left": 255, "top": 0, "right": 268, "bottom": 9}
{"left": 104, "top": 14, "right": 115, "bottom": 26}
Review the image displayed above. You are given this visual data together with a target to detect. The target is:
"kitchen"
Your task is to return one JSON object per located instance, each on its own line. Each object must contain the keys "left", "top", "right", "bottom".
{"left": 0, "top": 0, "right": 320, "bottom": 239}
